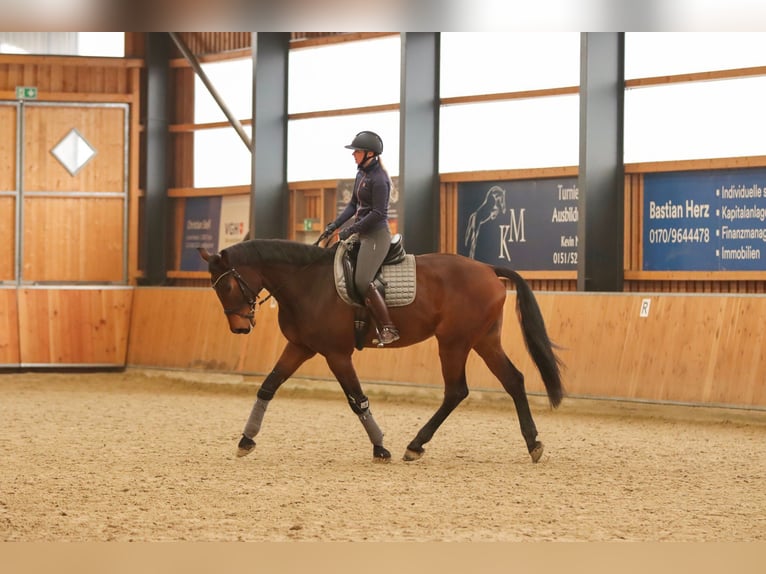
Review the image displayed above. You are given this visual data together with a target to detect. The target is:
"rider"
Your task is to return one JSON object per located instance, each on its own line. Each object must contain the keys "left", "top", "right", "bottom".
{"left": 323, "top": 130, "right": 400, "bottom": 345}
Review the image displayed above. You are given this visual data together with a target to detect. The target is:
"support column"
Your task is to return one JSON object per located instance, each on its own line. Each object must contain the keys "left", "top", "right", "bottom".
{"left": 577, "top": 32, "right": 625, "bottom": 291}
{"left": 251, "top": 32, "right": 290, "bottom": 239}
{"left": 399, "top": 33, "right": 440, "bottom": 254}
{"left": 143, "top": 32, "right": 170, "bottom": 284}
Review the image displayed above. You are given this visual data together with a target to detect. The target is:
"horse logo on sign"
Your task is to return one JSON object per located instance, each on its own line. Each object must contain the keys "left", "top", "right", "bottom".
{"left": 464, "top": 185, "right": 507, "bottom": 259}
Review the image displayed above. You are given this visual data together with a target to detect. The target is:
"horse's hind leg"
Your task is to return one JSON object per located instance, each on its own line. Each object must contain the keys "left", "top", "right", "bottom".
{"left": 237, "top": 341, "right": 316, "bottom": 457}
{"left": 474, "top": 330, "right": 543, "bottom": 462}
{"left": 403, "top": 341, "right": 470, "bottom": 461}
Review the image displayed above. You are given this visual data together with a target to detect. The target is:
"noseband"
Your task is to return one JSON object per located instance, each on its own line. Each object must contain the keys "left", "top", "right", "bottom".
{"left": 211, "top": 267, "right": 261, "bottom": 322}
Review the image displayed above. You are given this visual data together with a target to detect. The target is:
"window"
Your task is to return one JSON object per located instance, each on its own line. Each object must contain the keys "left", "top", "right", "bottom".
{"left": 624, "top": 33, "right": 766, "bottom": 163}
{"left": 194, "top": 127, "right": 252, "bottom": 188}
{"left": 440, "top": 96, "right": 579, "bottom": 172}
{"left": 194, "top": 58, "right": 253, "bottom": 124}
{"left": 439, "top": 33, "right": 580, "bottom": 172}
{"left": 288, "top": 112, "right": 400, "bottom": 181}
{"left": 440, "top": 33, "right": 580, "bottom": 98}
{"left": 626, "top": 33, "right": 766, "bottom": 78}
{"left": 192, "top": 58, "right": 253, "bottom": 187}
{"left": 288, "top": 36, "right": 400, "bottom": 114}
{"left": 287, "top": 35, "right": 401, "bottom": 181}
{"left": 625, "top": 76, "right": 766, "bottom": 163}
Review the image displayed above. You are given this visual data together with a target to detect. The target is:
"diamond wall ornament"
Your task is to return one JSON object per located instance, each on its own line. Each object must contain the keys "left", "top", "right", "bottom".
{"left": 51, "top": 128, "right": 97, "bottom": 176}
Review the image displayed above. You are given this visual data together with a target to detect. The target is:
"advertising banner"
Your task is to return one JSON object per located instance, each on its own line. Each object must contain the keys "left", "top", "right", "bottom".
{"left": 457, "top": 178, "right": 579, "bottom": 270}
{"left": 218, "top": 195, "right": 250, "bottom": 251}
{"left": 180, "top": 197, "right": 222, "bottom": 271}
{"left": 180, "top": 194, "right": 251, "bottom": 271}
{"left": 643, "top": 168, "right": 766, "bottom": 271}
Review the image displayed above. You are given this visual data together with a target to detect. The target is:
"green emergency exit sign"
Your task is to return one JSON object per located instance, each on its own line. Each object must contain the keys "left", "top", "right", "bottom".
{"left": 16, "top": 86, "right": 38, "bottom": 99}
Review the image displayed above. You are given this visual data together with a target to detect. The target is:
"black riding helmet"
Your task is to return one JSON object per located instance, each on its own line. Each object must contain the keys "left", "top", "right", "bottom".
{"left": 344, "top": 131, "right": 383, "bottom": 155}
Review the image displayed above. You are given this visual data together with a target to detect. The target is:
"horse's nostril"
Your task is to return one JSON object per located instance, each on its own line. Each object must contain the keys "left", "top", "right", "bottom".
{"left": 232, "top": 327, "right": 251, "bottom": 335}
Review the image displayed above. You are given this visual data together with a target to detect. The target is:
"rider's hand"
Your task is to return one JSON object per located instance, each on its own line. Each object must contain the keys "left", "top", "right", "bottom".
{"left": 338, "top": 228, "right": 353, "bottom": 241}
{"left": 324, "top": 222, "right": 338, "bottom": 235}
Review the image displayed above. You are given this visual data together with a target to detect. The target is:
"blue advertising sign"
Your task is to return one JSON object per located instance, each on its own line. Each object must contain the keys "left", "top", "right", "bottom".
{"left": 180, "top": 197, "right": 222, "bottom": 271}
{"left": 643, "top": 168, "right": 766, "bottom": 271}
{"left": 457, "top": 178, "right": 579, "bottom": 270}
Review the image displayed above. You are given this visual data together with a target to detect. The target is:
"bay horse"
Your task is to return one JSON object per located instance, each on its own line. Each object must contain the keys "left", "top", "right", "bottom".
{"left": 198, "top": 238, "right": 564, "bottom": 463}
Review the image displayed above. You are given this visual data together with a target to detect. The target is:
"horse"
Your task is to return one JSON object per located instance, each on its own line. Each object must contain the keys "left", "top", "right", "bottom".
{"left": 198, "top": 238, "right": 564, "bottom": 463}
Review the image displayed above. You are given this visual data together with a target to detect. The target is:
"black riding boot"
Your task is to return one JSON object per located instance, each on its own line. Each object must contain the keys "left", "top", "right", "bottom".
{"left": 364, "top": 283, "right": 400, "bottom": 345}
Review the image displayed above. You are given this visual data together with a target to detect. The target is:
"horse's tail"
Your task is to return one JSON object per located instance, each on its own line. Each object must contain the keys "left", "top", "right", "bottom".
{"left": 493, "top": 266, "right": 565, "bottom": 408}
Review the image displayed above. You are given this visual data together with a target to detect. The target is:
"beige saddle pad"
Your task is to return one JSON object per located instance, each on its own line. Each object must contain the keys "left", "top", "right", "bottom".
{"left": 333, "top": 241, "right": 416, "bottom": 307}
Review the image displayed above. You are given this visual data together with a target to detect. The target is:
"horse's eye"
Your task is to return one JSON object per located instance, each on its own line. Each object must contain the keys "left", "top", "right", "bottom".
{"left": 213, "top": 275, "right": 231, "bottom": 294}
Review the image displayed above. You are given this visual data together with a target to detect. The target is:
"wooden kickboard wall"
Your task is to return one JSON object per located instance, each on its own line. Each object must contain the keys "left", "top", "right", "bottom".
{"left": 1, "top": 288, "right": 133, "bottom": 367}
{"left": 4, "top": 284, "right": 763, "bottom": 409}
{"left": 0, "top": 288, "right": 20, "bottom": 365}
{"left": 126, "top": 287, "right": 766, "bottom": 409}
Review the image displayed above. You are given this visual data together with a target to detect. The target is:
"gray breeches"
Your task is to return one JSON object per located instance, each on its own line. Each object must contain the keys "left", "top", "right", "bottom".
{"left": 354, "top": 226, "right": 391, "bottom": 296}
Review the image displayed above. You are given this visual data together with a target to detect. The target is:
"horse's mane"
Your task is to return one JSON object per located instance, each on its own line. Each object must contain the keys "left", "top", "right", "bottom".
{"left": 222, "top": 238, "right": 337, "bottom": 267}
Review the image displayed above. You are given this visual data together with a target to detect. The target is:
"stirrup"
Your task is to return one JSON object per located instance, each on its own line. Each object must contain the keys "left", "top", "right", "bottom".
{"left": 377, "top": 326, "right": 400, "bottom": 345}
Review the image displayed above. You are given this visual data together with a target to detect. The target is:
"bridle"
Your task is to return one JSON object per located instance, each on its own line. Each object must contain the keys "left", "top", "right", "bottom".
{"left": 211, "top": 267, "right": 262, "bottom": 322}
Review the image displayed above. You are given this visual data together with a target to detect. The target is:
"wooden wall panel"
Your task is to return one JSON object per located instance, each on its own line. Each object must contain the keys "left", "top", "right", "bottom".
{"left": 440, "top": 182, "right": 457, "bottom": 253}
{"left": 127, "top": 288, "right": 247, "bottom": 371}
{"left": 624, "top": 173, "right": 641, "bottom": 272}
{"left": 0, "top": 58, "right": 139, "bottom": 95}
{"left": 171, "top": 133, "right": 194, "bottom": 189}
{"left": 23, "top": 106, "right": 125, "bottom": 193}
{"left": 0, "top": 197, "right": 15, "bottom": 281}
{"left": 17, "top": 288, "right": 132, "bottom": 366}
{"left": 169, "top": 68, "right": 195, "bottom": 190}
{"left": 0, "top": 106, "right": 16, "bottom": 189}
{"left": 0, "top": 105, "right": 16, "bottom": 281}
{"left": 126, "top": 288, "right": 766, "bottom": 409}
{"left": 175, "top": 33, "right": 252, "bottom": 57}
{"left": 539, "top": 293, "right": 766, "bottom": 407}
{"left": 22, "top": 197, "right": 124, "bottom": 282}
{"left": 238, "top": 301, "right": 298, "bottom": 375}
{"left": 0, "top": 288, "right": 20, "bottom": 365}
{"left": 707, "top": 298, "right": 766, "bottom": 406}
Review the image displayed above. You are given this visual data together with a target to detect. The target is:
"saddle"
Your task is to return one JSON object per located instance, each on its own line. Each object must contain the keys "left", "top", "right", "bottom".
{"left": 333, "top": 234, "right": 417, "bottom": 349}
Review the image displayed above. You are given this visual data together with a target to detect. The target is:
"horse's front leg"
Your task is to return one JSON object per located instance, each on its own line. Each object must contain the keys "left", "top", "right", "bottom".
{"left": 237, "top": 341, "right": 316, "bottom": 457}
{"left": 325, "top": 352, "right": 391, "bottom": 462}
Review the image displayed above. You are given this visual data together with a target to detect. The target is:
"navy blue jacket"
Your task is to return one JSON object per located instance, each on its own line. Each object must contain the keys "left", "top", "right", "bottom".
{"left": 334, "top": 157, "right": 391, "bottom": 235}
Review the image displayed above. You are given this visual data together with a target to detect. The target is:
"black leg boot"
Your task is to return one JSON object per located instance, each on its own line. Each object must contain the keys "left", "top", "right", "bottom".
{"left": 364, "top": 283, "right": 400, "bottom": 345}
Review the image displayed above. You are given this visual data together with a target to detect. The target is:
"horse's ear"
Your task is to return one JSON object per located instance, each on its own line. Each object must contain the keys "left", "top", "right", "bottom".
{"left": 198, "top": 247, "right": 212, "bottom": 262}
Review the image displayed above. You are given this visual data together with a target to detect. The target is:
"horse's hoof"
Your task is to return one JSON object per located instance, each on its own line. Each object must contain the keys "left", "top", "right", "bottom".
{"left": 402, "top": 448, "right": 424, "bottom": 462}
{"left": 529, "top": 441, "right": 544, "bottom": 463}
{"left": 373, "top": 445, "right": 392, "bottom": 463}
{"left": 236, "top": 435, "right": 256, "bottom": 458}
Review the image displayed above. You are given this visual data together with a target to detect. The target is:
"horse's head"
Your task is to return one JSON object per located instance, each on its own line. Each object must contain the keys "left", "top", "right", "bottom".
{"left": 198, "top": 247, "right": 262, "bottom": 334}
{"left": 487, "top": 185, "right": 506, "bottom": 219}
